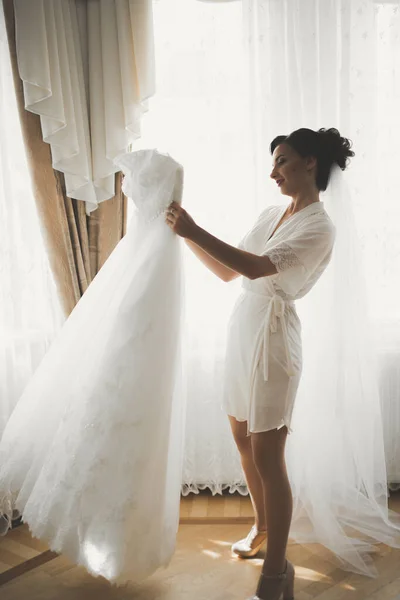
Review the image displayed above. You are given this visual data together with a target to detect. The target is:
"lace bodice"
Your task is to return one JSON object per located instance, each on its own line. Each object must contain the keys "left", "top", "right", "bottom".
{"left": 114, "top": 150, "right": 184, "bottom": 221}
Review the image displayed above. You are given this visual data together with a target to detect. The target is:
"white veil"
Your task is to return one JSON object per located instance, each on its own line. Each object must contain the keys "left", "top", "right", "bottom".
{"left": 286, "top": 165, "right": 400, "bottom": 576}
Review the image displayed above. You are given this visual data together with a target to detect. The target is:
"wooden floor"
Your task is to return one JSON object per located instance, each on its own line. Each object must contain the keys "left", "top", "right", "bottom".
{"left": 0, "top": 491, "right": 400, "bottom": 600}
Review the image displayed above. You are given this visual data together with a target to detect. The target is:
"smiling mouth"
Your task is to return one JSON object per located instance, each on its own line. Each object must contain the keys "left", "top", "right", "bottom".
{"left": 276, "top": 179, "right": 285, "bottom": 187}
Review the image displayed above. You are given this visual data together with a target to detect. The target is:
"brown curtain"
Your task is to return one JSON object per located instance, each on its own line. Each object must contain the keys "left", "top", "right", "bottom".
{"left": 2, "top": 0, "right": 128, "bottom": 317}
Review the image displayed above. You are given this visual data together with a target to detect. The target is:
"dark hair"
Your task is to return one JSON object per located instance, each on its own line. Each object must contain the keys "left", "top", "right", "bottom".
{"left": 270, "top": 127, "right": 355, "bottom": 191}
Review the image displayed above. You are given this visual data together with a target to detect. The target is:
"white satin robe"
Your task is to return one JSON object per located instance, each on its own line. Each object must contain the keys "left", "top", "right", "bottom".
{"left": 223, "top": 202, "right": 335, "bottom": 434}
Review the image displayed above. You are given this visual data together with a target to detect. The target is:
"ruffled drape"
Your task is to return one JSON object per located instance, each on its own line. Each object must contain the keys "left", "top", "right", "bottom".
{"left": 13, "top": 0, "right": 155, "bottom": 213}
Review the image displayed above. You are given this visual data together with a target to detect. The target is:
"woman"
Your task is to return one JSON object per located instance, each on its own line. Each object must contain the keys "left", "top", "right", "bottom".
{"left": 166, "top": 127, "right": 354, "bottom": 600}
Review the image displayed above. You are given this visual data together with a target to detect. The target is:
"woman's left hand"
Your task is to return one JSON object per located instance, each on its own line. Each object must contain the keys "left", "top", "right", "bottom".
{"left": 165, "top": 201, "right": 198, "bottom": 239}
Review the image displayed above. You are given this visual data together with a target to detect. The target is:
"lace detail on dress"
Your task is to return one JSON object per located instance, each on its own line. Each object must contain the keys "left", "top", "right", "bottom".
{"left": 114, "top": 150, "right": 184, "bottom": 223}
{"left": 267, "top": 243, "right": 302, "bottom": 272}
{"left": 0, "top": 150, "right": 185, "bottom": 582}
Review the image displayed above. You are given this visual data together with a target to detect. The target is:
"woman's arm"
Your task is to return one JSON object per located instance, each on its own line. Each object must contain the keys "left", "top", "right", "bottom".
{"left": 188, "top": 226, "right": 277, "bottom": 280}
{"left": 166, "top": 203, "right": 277, "bottom": 280}
{"left": 185, "top": 239, "right": 240, "bottom": 282}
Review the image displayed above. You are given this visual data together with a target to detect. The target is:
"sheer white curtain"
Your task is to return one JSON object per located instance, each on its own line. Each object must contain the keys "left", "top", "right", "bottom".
{"left": 133, "top": 0, "right": 400, "bottom": 498}
{"left": 239, "top": 0, "right": 400, "bottom": 574}
{"left": 243, "top": 0, "right": 400, "bottom": 489}
{"left": 135, "top": 0, "right": 400, "bottom": 498}
{"left": 132, "top": 0, "right": 255, "bottom": 494}
{"left": 0, "top": 5, "right": 64, "bottom": 439}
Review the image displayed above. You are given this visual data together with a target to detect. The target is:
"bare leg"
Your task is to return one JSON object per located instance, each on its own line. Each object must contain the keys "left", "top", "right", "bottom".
{"left": 228, "top": 416, "right": 266, "bottom": 531}
{"left": 251, "top": 426, "right": 292, "bottom": 575}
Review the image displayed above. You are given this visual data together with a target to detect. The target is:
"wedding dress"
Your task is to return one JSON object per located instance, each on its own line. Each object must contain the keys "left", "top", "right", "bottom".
{"left": 0, "top": 149, "right": 185, "bottom": 584}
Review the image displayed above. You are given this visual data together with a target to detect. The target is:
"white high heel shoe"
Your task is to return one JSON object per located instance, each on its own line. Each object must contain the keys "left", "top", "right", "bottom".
{"left": 232, "top": 525, "right": 267, "bottom": 558}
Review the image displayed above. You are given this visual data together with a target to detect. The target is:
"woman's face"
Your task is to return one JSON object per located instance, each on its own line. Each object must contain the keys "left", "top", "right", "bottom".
{"left": 270, "top": 143, "right": 317, "bottom": 197}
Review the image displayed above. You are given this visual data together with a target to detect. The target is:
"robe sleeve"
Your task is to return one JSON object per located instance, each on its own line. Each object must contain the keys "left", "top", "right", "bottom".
{"left": 264, "top": 221, "right": 335, "bottom": 296}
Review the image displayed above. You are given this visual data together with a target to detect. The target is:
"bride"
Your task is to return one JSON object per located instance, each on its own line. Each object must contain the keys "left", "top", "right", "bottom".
{"left": 165, "top": 127, "right": 400, "bottom": 599}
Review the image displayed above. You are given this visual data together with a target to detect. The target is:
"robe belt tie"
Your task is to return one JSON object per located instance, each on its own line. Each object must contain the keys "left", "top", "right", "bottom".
{"left": 244, "top": 289, "right": 296, "bottom": 382}
{"left": 242, "top": 289, "right": 297, "bottom": 436}
{"left": 262, "top": 293, "right": 296, "bottom": 381}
